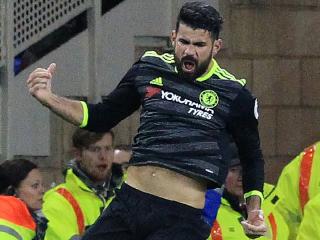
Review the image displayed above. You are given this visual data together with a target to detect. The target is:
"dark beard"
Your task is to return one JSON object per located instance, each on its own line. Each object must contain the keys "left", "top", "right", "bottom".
{"left": 174, "top": 53, "right": 212, "bottom": 80}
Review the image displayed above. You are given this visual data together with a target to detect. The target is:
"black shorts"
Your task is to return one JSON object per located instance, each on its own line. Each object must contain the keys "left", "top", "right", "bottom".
{"left": 82, "top": 183, "right": 211, "bottom": 240}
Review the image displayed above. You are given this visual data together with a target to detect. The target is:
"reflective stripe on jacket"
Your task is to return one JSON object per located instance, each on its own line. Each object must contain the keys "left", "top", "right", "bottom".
{"left": 56, "top": 187, "right": 85, "bottom": 235}
{"left": 0, "top": 196, "right": 36, "bottom": 240}
{"left": 42, "top": 169, "right": 110, "bottom": 240}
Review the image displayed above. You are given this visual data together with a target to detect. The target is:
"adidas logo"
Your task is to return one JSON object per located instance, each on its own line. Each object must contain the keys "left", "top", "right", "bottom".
{"left": 150, "top": 77, "right": 163, "bottom": 86}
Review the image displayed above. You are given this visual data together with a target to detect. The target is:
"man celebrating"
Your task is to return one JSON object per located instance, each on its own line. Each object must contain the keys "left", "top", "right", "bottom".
{"left": 27, "top": 2, "right": 266, "bottom": 239}
{"left": 42, "top": 129, "right": 115, "bottom": 239}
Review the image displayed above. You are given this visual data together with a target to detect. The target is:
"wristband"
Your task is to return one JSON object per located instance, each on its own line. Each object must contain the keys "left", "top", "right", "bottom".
{"left": 79, "top": 101, "right": 88, "bottom": 128}
{"left": 244, "top": 190, "right": 264, "bottom": 203}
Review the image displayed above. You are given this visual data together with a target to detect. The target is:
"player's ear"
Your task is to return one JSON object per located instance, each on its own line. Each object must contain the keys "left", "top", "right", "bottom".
{"left": 6, "top": 185, "right": 16, "bottom": 196}
{"left": 212, "top": 39, "right": 222, "bottom": 56}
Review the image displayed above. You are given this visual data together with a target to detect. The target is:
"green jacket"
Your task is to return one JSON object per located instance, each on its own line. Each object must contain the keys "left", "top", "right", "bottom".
{"left": 42, "top": 169, "right": 112, "bottom": 240}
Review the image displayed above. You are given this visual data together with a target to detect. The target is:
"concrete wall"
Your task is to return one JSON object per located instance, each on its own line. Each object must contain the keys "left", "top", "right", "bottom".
{"left": 217, "top": 1, "right": 320, "bottom": 183}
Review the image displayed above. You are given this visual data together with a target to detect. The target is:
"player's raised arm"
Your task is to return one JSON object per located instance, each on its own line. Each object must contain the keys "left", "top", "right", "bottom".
{"left": 27, "top": 63, "right": 84, "bottom": 126}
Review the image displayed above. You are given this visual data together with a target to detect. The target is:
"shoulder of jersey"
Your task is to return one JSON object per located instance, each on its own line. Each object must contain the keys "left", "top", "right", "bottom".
{"left": 210, "top": 61, "right": 246, "bottom": 87}
{"left": 140, "top": 51, "right": 175, "bottom": 68}
{"left": 140, "top": 51, "right": 246, "bottom": 86}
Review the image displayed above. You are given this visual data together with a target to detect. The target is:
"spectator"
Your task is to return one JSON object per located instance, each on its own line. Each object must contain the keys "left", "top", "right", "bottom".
{"left": 0, "top": 159, "right": 46, "bottom": 240}
{"left": 273, "top": 142, "right": 320, "bottom": 239}
{"left": 207, "top": 144, "right": 289, "bottom": 239}
{"left": 42, "top": 128, "right": 119, "bottom": 240}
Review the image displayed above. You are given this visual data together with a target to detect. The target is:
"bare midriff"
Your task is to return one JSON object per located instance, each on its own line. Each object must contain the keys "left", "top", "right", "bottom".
{"left": 126, "top": 165, "right": 207, "bottom": 209}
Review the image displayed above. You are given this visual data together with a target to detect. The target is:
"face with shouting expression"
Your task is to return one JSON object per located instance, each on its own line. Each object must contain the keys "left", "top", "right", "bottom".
{"left": 171, "top": 23, "right": 222, "bottom": 80}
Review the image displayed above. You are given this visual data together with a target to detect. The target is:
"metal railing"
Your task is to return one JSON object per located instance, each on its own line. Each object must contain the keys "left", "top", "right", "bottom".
{"left": 0, "top": 0, "right": 92, "bottom": 69}
{"left": 0, "top": 1, "right": 5, "bottom": 67}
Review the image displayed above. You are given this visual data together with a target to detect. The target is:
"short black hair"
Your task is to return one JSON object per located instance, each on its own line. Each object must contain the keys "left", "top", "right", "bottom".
{"left": 72, "top": 128, "right": 114, "bottom": 150}
{"left": 176, "top": 1, "right": 223, "bottom": 39}
{"left": 0, "top": 159, "right": 38, "bottom": 194}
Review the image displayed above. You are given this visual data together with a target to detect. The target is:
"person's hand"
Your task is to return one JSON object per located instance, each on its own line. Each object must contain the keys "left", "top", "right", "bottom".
{"left": 241, "top": 209, "right": 267, "bottom": 238}
{"left": 27, "top": 63, "right": 56, "bottom": 104}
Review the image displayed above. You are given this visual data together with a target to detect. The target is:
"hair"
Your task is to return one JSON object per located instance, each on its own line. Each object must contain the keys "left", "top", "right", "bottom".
{"left": 0, "top": 159, "right": 38, "bottom": 195}
{"left": 229, "top": 142, "right": 241, "bottom": 167}
{"left": 72, "top": 128, "right": 114, "bottom": 150}
{"left": 176, "top": 1, "right": 223, "bottom": 40}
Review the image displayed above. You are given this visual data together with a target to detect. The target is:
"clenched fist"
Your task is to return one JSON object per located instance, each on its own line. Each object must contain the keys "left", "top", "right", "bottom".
{"left": 27, "top": 63, "right": 56, "bottom": 104}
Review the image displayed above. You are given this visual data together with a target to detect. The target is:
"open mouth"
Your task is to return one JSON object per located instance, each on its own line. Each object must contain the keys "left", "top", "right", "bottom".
{"left": 97, "top": 164, "right": 108, "bottom": 171}
{"left": 182, "top": 59, "right": 196, "bottom": 73}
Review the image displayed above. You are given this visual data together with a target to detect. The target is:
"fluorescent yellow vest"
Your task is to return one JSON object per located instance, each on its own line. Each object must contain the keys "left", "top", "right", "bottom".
{"left": 296, "top": 193, "right": 320, "bottom": 240}
{"left": 42, "top": 169, "right": 111, "bottom": 240}
{"left": 274, "top": 142, "right": 320, "bottom": 239}
{"left": 208, "top": 197, "right": 247, "bottom": 240}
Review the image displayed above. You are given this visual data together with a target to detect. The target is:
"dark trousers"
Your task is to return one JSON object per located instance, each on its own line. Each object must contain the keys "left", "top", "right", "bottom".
{"left": 82, "top": 183, "right": 211, "bottom": 240}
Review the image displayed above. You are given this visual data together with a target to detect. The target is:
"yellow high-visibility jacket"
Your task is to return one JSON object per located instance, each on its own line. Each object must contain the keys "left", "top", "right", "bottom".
{"left": 0, "top": 196, "right": 36, "bottom": 240}
{"left": 274, "top": 142, "right": 320, "bottom": 239}
{"left": 209, "top": 197, "right": 247, "bottom": 240}
{"left": 296, "top": 193, "right": 320, "bottom": 240}
{"left": 209, "top": 183, "right": 289, "bottom": 240}
{"left": 42, "top": 169, "right": 112, "bottom": 240}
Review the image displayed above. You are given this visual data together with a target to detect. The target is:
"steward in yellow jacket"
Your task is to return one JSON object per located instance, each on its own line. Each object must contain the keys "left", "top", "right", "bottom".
{"left": 0, "top": 196, "right": 36, "bottom": 240}
{"left": 274, "top": 142, "right": 320, "bottom": 239}
{"left": 42, "top": 161, "right": 123, "bottom": 240}
{"left": 207, "top": 142, "right": 288, "bottom": 240}
{"left": 209, "top": 183, "right": 289, "bottom": 240}
{"left": 42, "top": 129, "right": 124, "bottom": 240}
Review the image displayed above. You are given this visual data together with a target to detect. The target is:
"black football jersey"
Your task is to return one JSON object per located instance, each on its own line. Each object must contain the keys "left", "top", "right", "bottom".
{"left": 85, "top": 51, "right": 264, "bottom": 192}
